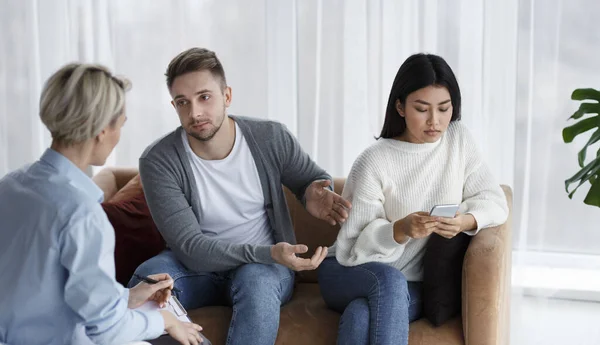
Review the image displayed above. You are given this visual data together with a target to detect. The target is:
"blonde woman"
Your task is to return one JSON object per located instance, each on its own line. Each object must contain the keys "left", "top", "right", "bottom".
{"left": 0, "top": 64, "right": 203, "bottom": 345}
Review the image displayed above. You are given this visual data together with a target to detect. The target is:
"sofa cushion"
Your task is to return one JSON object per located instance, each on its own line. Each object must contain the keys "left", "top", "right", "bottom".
{"left": 188, "top": 284, "right": 339, "bottom": 345}
{"left": 102, "top": 193, "right": 165, "bottom": 285}
{"left": 109, "top": 174, "right": 144, "bottom": 203}
{"left": 423, "top": 232, "right": 471, "bottom": 327}
{"left": 409, "top": 316, "right": 464, "bottom": 344}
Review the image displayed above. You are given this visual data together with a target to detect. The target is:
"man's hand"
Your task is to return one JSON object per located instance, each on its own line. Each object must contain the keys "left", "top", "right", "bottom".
{"left": 162, "top": 310, "right": 204, "bottom": 345}
{"left": 434, "top": 213, "right": 477, "bottom": 239}
{"left": 128, "top": 273, "right": 174, "bottom": 309}
{"left": 271, "top": 242, "right": 328, "bottom": 271}
{"left": 305, "top": 180, "right": 352, "bottom": 226}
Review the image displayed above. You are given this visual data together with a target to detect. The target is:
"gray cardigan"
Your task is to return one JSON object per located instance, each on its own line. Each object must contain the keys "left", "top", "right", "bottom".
{"left": 139, "top": 115, "right": 332, "bottom": 272}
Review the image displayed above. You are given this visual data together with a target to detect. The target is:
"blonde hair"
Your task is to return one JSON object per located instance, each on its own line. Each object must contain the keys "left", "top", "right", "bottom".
{"left": 40, "top": 63, "right": 131, "bottom": 145}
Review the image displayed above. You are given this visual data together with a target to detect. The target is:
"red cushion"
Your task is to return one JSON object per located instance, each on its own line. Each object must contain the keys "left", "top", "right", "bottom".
{"left": 102, "top": 193, "right": 165, "bottom": 286}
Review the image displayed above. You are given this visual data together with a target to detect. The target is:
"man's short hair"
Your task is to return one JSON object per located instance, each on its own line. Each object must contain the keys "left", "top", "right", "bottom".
{"left": 165, "top": 47, "right": 227, "bottom": 90}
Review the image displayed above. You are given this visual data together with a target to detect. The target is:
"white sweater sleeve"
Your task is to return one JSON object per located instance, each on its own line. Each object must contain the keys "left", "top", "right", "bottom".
{"left": 460, "top": 127, "right": 509, "bottom": 235}
{"left": 335, "top": 153, "right": 407, "bottom": 266}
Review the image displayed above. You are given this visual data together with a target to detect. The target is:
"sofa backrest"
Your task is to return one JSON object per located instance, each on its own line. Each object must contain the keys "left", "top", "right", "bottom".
{"left": 284, "top": 177, "right": 346, "bottom": 284}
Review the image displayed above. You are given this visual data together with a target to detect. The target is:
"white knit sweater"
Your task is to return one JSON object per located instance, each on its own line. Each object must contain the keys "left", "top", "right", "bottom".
{"left": 331, "top": 122, "right": 509, "bottom": 282}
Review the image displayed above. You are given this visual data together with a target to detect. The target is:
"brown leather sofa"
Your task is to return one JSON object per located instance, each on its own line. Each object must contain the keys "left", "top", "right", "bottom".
{"left": 94, "top": 168, "right": 512, "bottom": 345}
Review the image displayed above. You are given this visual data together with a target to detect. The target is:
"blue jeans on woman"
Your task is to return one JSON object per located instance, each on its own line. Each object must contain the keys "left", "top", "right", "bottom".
{"left": 318, "top": 257, "right": 423, "bottom": 345}
{"left": 128, "top": 250, "right": 295, "bottom": 345}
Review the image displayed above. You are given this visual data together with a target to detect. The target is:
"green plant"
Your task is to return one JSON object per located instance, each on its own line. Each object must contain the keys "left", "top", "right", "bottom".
{"left": 562, "top": 88, "right": 600, "bottom": 207}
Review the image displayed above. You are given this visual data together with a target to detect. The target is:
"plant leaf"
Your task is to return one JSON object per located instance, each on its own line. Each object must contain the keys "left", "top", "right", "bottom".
{"left": 577, "top": 129, "right": 600, "bottom": 167}
{"left": 563, "top": 115, "right": 599, "bottom": 143}
{"left": 572, "top": 88, "right": 600, "bottom": 102}
{"left": 583, "top": 175, "right": 600, "bottom": 207}
{"left": 569, "top": 103, "right": 600, "bottom": 120}
{"left": 565, "top": 156, "right": 600, "bottom": 196}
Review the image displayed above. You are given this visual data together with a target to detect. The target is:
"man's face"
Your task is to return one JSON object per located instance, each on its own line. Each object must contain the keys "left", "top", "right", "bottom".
{"left": 169, "top": 70, "right": 231, "bottom": 142}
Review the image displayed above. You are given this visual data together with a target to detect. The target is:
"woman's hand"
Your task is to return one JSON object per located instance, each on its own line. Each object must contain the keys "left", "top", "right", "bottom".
{"left": 161, "top": 310, "right": 204, "bottom": 345}
{"left": 128, "top": 273, "right": 174, "bottom": 309}
{"left": 393, "top": 212, "right": 438, "bottom": 243}
{"left": 433, "top": 213, "right": 477, "bottom": 238}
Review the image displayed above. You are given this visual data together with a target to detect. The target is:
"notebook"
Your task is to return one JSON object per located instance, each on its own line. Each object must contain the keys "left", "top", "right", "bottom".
{"left": 136, "top": 295, "right": 191, "bottom": 333}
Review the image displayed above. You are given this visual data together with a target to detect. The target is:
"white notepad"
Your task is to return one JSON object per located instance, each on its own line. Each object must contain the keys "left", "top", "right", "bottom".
{"left": 136, "top": 295, "right": 191, "bottom": 333}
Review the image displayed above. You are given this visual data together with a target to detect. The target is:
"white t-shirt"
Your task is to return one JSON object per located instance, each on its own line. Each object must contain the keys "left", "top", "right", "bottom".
{"left": 181, "top": 123, "right": 274, "bottom": 245}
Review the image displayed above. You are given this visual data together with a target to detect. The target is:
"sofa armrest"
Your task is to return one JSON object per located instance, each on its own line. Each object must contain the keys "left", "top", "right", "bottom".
{"left": 92, "top": 167, "right": 140, "bottom": 202}
{"left": 462, "top": 185, "right": 513, "bottom": 345}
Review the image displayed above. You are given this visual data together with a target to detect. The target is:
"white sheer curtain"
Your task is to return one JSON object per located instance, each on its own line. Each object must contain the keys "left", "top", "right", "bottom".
{"left": 0, "top": 0, "right": 518, "bottom": 181}
{"left": 514, "top": 0, "right": 600, "bottom": 255}
{"left": 511, "top": 0, "right": 600, "bottom": 342}
{"left": 1, "top": 0, "right": 599, "bottom": 342}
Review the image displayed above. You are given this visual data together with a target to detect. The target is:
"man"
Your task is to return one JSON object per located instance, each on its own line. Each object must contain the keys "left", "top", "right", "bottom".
{"left": 129, "top": 47, "right": 351, "bottom": 345}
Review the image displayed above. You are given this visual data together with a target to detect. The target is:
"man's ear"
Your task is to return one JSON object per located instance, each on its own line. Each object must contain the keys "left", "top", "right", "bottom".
{"left": 395, "top": 100, "right": 405, "bottom": 117}
{"left": 224, "top": 86, "right": 232, "bottom": 108}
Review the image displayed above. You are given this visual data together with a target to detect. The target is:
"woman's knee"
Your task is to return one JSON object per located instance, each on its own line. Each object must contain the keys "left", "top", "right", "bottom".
{"left": 358, "top": 262, "right": 409, "bottom": 300}
{"left": 360, "top": 262, "right": 407, "bottom": 284}
{"left": 317, "top": 258, "right": 349, "bottom": 309}
{"left": 342, "top": 298, "right": 370, "bottom": 328}
{"left": 337, "top": 298, "right": 370, "bottom": 345}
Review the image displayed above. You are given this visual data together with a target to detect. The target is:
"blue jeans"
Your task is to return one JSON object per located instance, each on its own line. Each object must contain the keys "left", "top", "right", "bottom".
{"left": 129, "top": 250, "right": 295, "bottom": 345}
{"left": 318, "top": 257, "right": 423, "bottom": 345}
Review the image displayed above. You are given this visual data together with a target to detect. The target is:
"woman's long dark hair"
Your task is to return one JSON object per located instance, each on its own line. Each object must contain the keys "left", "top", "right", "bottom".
{"left": 378, "top": 53, "right": 462, "bottom": 139}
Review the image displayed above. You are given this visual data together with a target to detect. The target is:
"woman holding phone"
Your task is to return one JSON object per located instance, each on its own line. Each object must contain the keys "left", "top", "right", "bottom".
{"left": 318, "top": 53, "right": 508, "bottom": 345}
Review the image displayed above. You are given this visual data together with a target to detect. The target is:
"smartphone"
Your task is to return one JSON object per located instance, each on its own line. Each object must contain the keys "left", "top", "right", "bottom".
{"left": 429, "top": 204, "right": 459, "bottom": 218}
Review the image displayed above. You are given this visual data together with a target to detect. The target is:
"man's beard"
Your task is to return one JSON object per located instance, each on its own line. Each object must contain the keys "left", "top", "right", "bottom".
{"left": 188, "top": 109, "right": 226, "bottom": 142}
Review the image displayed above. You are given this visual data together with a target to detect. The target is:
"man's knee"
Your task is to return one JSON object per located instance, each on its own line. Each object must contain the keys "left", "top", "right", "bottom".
{"left": 232, "top": 263, "right": 292, "bottom": 287}
{"left": 128, "top": 250, "right": 186, "bottom": 287}
{"left": 229, "top": 263, "right": 293, "bottom": 305}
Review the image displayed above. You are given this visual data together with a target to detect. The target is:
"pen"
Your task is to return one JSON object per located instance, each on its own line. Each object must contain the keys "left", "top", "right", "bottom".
{"left": 133, "top": 274, "right": 182, "bottom": 294}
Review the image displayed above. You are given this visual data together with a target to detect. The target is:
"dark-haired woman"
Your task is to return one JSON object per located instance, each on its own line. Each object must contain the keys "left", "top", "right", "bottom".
{"left": 318, "top": 53, "right": 508, "bottom": 345}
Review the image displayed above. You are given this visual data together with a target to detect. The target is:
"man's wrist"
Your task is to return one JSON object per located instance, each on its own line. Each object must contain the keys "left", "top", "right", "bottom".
{"left": 303, "top": 181, "right": 316, "bottom": 202}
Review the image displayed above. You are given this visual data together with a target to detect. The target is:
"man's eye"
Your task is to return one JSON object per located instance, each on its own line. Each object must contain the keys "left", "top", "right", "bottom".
{"left": 201, "top": 95, "right": 210, "bottom": 101}
{"left": 177, "top": 100, "right": 189, "bottom": 107}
